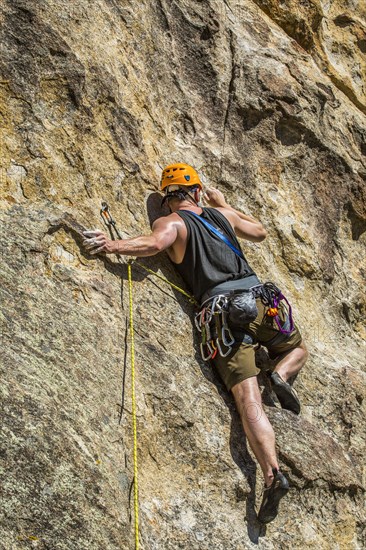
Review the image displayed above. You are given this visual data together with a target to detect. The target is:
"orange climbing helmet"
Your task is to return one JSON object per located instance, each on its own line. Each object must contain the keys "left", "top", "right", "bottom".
{"left": 160, "top": 163, "right": 202, "bottom": 191}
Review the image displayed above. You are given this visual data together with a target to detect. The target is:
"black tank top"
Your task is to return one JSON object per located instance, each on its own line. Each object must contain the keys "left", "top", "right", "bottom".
{"left": 173, "top": 208, "right": 257, "bottom": 301}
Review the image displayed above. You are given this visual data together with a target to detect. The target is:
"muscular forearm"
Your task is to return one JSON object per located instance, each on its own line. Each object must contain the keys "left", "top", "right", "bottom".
{"left": 83, "top": 230, "right": 162, "bottom": 257}
{"left": 83, "top": 219, "right": 178, "bottom": 257}
{"left": 113, "top": 235, "right": 161, "bottom": 257}
{"left": 223, "top": 204, "right": 267, "bottom": 240}
{"left": 223, "top": 204, "right": 262, "bottom": 226}
{"left": 203, "top": 187, "right": 266, "bottom": 241}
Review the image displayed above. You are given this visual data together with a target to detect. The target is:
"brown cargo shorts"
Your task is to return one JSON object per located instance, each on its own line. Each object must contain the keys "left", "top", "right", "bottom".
{"left": 212, "top": 296, "right": 303, "bottom": 391}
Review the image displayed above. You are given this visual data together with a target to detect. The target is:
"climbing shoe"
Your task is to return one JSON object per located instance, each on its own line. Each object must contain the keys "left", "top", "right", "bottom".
{"left": 270, "top": 372, "right": 301, "bottom": 415}
{"left": 257, "top": 469, "right": 289, "bottom": 524}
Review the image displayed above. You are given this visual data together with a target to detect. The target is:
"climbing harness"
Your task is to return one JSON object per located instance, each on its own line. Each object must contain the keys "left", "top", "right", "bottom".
{"left": 196, "top": 287, "right": 259, "bottom": 361}
{"left": 195, "top": 282, "right": 295, "bottom": 361}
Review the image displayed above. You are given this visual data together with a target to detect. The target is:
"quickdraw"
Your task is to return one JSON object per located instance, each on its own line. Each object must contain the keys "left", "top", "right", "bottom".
{"left": 101, "top": 201, "right": 123, "bottom": 239}
{"left": 195, "top": 294, "right": 235, "bottom": 361}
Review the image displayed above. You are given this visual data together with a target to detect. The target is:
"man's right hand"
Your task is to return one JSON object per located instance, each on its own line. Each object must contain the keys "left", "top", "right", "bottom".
{"left": 203, "top": 187, "right": 228, "bottom": 208}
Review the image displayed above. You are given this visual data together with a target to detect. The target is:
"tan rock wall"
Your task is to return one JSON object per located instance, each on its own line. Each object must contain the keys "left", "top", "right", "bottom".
{"left": 1, "top": 1, "right": 365, "bottom": 548}
{"left": 253, "top": 0, "right": 366, "bottom": 113}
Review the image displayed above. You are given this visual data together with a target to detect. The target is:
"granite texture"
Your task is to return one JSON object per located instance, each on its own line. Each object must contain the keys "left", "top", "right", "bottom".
{"left": 1, "top": 1, "right": 365, "bottom": 548}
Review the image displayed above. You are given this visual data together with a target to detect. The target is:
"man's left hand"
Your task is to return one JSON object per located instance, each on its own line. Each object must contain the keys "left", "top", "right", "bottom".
{"left": 203, "top": 187, "right": 228, "bottom": 208}
{"left": 83, "top": 230, "right": 115, "bottom": 255}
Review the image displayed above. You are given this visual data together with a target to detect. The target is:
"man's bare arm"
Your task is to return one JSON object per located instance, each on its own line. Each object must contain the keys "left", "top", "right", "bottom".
{"left": 83, "top": 217, "right": 178, "bottom": 256}
{"left": 204, "top": 187, "right": 267, "bottom": 242}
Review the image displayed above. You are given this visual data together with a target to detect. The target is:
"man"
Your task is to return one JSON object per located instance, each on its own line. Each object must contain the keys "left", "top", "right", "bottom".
{"left": 83, "top": 163, "right": 308, "bottom": 523}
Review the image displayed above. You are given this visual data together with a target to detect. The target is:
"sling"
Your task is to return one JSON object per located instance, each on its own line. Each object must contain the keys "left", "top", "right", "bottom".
{"left": 188, "top": 211, "right": 244, "bottom": 259}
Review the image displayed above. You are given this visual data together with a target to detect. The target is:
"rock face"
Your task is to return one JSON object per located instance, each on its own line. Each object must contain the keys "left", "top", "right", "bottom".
{"left": 0, "top": 1, "right": 365, "bottom": 549}
{"left": 253, "top": 0, "right": 366, "bottom": 113}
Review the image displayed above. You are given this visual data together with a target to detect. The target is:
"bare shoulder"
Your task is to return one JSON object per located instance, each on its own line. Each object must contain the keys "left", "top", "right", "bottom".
{"left": 152, "top": 212, "right": 185, "bottom": 230}
{"left": 214, "top": 207, "right": 236, "bottom": 225}
{"left": 152, "top": 212, "right": 184, "bottom": 224}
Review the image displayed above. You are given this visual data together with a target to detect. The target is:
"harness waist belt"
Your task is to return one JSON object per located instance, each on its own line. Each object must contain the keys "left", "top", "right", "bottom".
{"left": 200, "top": 275, "right": 262, "bottom": 305}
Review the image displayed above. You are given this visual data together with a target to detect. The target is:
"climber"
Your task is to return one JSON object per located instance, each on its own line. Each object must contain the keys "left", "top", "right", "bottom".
{"left": 83, "top": 163, "right": 309, "bottom": 524}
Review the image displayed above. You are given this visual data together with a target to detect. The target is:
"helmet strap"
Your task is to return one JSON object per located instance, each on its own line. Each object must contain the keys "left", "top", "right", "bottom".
{"left": 161, "top": 188, "right": 199, "bottom": 208}
{"left": 194, "top": 188, "right": 203, "bottom": 207}
{"left": 161, "top": 189, "right": 188, "bottom": 207}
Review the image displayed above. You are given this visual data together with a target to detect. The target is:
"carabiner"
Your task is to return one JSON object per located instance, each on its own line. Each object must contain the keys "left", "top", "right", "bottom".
{"left": 216, "top": 338, "right": 232, "bottom": 358}
{"left": 195, "top": 311, "right": 203, "bottom": 332}
{"left": 221, "top": 310, "right": 235, "bottom": 347}
{"left": 100, "top": 201, "right": 123, "bottom": 239}
{"left": 200, "top": 341, "right": 214, "bottom": 361}
{"left": 203, "top": 320, "right": 211, "bottom": 343}
{"left": 214, "top": 295, "right": 227, "bottom": 312}
{"left": 203, "top": 307, "right": 213, "bottom": 325}
{"left": 221, "top": 325, "right": 235, "bottom": 347}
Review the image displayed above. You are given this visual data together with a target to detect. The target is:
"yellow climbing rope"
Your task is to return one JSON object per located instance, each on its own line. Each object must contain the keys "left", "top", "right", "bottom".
{"left": 128, "top": 261, "right": 139, "bottom": 550}
{"left": 133, "top": 260, "right": 198, "bottom": 305}
{"left": 99, "top": 202, "right": 198, "bottom": 550}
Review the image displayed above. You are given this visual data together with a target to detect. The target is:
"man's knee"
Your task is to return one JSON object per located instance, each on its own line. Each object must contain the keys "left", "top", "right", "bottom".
{"left": 301, "top": 339, "right": 309, "bottom": 355}
{"left": 231, "top": 376, "right": 273, "bottom": 431}
{"left": 231, "top": 375, "right": 261, "bottom": 400}
{"left": 297, "top": 339, "right": 309, "bottom": 363}
{"left": 273, "top": 339, "right": 309, "bottom": 364}
{"left": 231, "top": 376, "right": 263, "bottom": 419}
